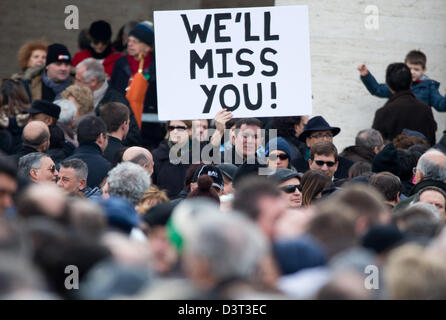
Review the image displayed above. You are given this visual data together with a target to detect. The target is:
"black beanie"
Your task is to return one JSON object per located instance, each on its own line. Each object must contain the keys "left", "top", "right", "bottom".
{"left": 46, "top": 43, "right": 71, "bottom": 66}
{"left": 129, "top": 21, "right": 154, "bottom": 46}
{"left": 89, "top": 20, "right": 112, "bottom": 42}
{"left": 372, "top": 142, "right": 401, "bottom": 176}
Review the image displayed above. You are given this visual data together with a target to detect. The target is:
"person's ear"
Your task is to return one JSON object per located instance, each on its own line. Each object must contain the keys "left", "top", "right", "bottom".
{"left": 306, "top": 137, "right": 311, "bottom": 147}
{"left": 30, "top": 168, "right": 39, "bottom": 180}
{"left": 79, "top": 178, "right": 87, "bottom": 191}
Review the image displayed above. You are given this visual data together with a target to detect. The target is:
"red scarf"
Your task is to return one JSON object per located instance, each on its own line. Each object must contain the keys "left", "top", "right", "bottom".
{"left": 127, "top": 53, "right": 152, "bottom": 75}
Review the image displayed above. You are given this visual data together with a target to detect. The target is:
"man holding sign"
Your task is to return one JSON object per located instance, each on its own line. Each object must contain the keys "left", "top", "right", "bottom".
{"left": 154, "top": 5, "right": 312, "bottom": 121}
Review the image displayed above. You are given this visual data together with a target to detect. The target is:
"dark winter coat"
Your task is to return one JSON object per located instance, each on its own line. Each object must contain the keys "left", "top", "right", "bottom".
{"left": 103, "top": 136, "right": 124, "bottom": 163}
{"left": 152, "top": 140, "right": 190, "bottom": 199}
{"left": 372, "top": 90, "right": 437, "bottom": 146}
{"left": 361, "top": 72, "right": 446, "bottom": 111}
{"left": 64, "top": 142, "right": 111, "bottom": 188}
{"left": 110, "top": 55, "right": 164, "bottom": 150}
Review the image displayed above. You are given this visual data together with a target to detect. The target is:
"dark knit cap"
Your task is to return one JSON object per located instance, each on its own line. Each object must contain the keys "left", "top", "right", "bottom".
{"left": 129, "top": 21, "right": 154, "bottom": 46}
{"left": 25, "top": 100, "right": 61, "bottom": 119}
{"left": 46, "top": 43, "right": 71, "bottom": 66}
{"left": 265, "top": 137, "right": 292, "bottom": 159}
{"left": 89, "top": 20, "right": 112, "bottom": 42}
{"left": 372, "top": 142, "right": 401, "bottom": 176}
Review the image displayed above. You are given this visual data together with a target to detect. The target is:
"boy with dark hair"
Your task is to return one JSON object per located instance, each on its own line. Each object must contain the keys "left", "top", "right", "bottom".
{"left": 358, "top": 50, "right": 446, "bottom": 111}
{"left": 372, "top": 63, "right": 437, "bottom": 145}
{"left": 369, "top": 172, "right": 402, "bottom": 209}
{"left": 99, "top": 102, "right": 130, "bottom": 162}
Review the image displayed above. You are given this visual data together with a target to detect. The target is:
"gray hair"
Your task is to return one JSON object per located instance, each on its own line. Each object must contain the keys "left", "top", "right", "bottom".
{"left": 76, "top": 58, "right": 106, "bottom": 84}
{"left": 184, "top": 210, "right": 268, "bottom": 281}
{"left": 54, "top": 99, "right": 77, "bottom": 125}
{"left": 18, "top": 152, "right": 46, "bottom": 181}
{"left": 106, "top": 162, "right": 151, "bottom": 205}
{"left": 407, "top": 202, "right": 443, "bottom": 223}
{"left": 355, "top": 129, "right": 383, "bottom": 151}
{"left": 416, "top": 149, "right": 446, "bottom": 183}
{"left": 60, "top": 158, "right": 88, "bottom": 181}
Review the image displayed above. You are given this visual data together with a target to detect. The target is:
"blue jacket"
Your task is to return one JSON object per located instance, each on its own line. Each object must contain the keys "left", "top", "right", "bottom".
{"left": 361, "top": 72, "right": 446, "bottom": 112}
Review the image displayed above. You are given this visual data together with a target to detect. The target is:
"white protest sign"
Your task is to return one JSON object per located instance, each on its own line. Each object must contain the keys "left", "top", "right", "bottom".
{"left": 154, "top": 5, "right": 312, "bottom": 120}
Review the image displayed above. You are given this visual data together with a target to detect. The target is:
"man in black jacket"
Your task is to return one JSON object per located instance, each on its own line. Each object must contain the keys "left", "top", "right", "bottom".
{"left": 99, "top": 102, "right": 129, "bottom": 162}
{"left": 64, "top": 115, "right": 111, "bottom": 188}
{"left": 372, "top": 63, "right": 437, "bottom": 146}
{"left": 75, "top": 58, "right": 142, "bottom": 147}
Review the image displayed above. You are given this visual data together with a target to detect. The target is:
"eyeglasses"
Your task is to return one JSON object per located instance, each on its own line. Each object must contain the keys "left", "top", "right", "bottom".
{"left": 314, "top": 160, "right": 336, "bottom": 167}
{"left": 310, "top": 132, "right": 333, "bottom": 139}
{"left": 48, "top": 165, "right": 57, "bottom": 173}
{"left": 168, "top": 126, "right": 188, "bottom": 131}
{"left": 269, "top": 153, "right": 289, "bottom": 161}
{"left": 281, "top": 184, "right": 302, "bottom": 194}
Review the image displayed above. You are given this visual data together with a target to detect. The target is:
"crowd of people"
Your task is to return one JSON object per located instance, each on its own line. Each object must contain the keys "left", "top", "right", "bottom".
{"left": 0, "top": 18, "right": 446, "bottom": 300}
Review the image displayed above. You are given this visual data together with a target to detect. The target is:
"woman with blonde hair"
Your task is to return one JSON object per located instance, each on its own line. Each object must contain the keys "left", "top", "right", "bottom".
{"left": 136, "top": 185, "right": 169, "bottom": 215}
{"left": 61, "top": 84, "right": 94, "bottom": 118}
{"left": 151, "top": 120, "right": 193, "bottom": 198}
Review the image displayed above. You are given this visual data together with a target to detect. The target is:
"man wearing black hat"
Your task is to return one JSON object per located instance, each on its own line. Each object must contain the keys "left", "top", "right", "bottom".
{"left": 110, "top": 21, "right": 163, "bottom": 150}
{"left": 22, "top": 43, "right": 74, "bottom": 103}
{"left": 72, "top": 20, "right": 123, "bottom": 78}
{"left": 291, "top": 115, "right": 353, "bottom": 179}
{"left": 190, "top": 165, "right": 225, "bottom": 196}
{"left": 25, "top": 99, "right": 75, "bottom": 162}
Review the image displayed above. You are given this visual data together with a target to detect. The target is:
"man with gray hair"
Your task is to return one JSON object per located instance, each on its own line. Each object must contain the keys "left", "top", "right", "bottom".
{"left": 340, "top": 129, "right": 384, "bottom": 164}
{"left": 106, "top": 162, "right": 150, "bottom": 206}
{"left": 181, "top": 209, "right": 279, "bottom": 299}
{"left": 18, "top": 152, "right": 58, "bottom": 184}
{"left": 54, "top": 99, "right": 78, "bottom": 147}
{"left": 57, "top": 158, "right": 100, "bottom": 198}
{"left": 75, "top": 58, "right": 141, "bottom": 146}
{"left": 396, "top": 149, "right": 446, "bottom": 210}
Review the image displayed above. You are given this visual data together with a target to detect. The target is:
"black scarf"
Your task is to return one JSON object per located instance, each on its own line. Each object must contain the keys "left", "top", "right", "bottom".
{"left": 87, "top": 44, "right": 112, "bottom": 60}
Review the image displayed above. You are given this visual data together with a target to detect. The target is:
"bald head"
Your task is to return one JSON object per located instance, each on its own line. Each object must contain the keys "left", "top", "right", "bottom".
{"left": 415, "top": 149, "right": 446, "bottom": 184}
{"left": 122, "top": 147, "right": 153, "bottom": 176}
{"left": 22, "top": 121, "right": 50, "bottom": 152}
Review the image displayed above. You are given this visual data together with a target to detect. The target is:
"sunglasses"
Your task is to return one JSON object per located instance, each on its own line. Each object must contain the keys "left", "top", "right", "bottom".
{"left": 168, "top": 126, "right": 188, "bottom": 131}
{"left": 91, "top": 39, "right": 108, "bottom": 45}
{"left": 48, "top": 165, "right": 57, "bottom": 173}
{"left": 281, "top": 184, "right": 302, "bottom": 194}
{"left": 269, "top": 153, "right": 289, "bottom": 161}
{"left": 314, "top": 160, "right": 336, "bottom": 167}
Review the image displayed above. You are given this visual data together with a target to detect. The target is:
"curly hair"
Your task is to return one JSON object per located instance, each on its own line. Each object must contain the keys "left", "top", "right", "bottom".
{"left": 61, "top": 85, "right": 94, "bottom": 116}
{"left": 17, "top": 40, "right": 49, "bottom": 71}
{"left": 393, "top": 133, "right": 429, "bottom": 149}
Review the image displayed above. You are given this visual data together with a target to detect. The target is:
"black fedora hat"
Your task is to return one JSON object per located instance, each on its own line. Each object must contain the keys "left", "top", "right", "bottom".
{"left": 25, "top": 100, "right": 61, "bottom": 120}
{"left": 299, "top": 116, "right": 340, "bottom": 142}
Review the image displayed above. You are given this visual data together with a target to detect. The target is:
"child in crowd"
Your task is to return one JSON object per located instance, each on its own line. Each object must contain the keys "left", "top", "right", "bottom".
{"left": 358, "top": 50, "right": 446, "bottom": 111}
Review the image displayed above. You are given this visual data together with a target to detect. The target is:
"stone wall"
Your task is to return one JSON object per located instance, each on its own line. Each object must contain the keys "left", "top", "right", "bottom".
{"left": 276, "top": 0, "right": 446, "bottom": 150}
